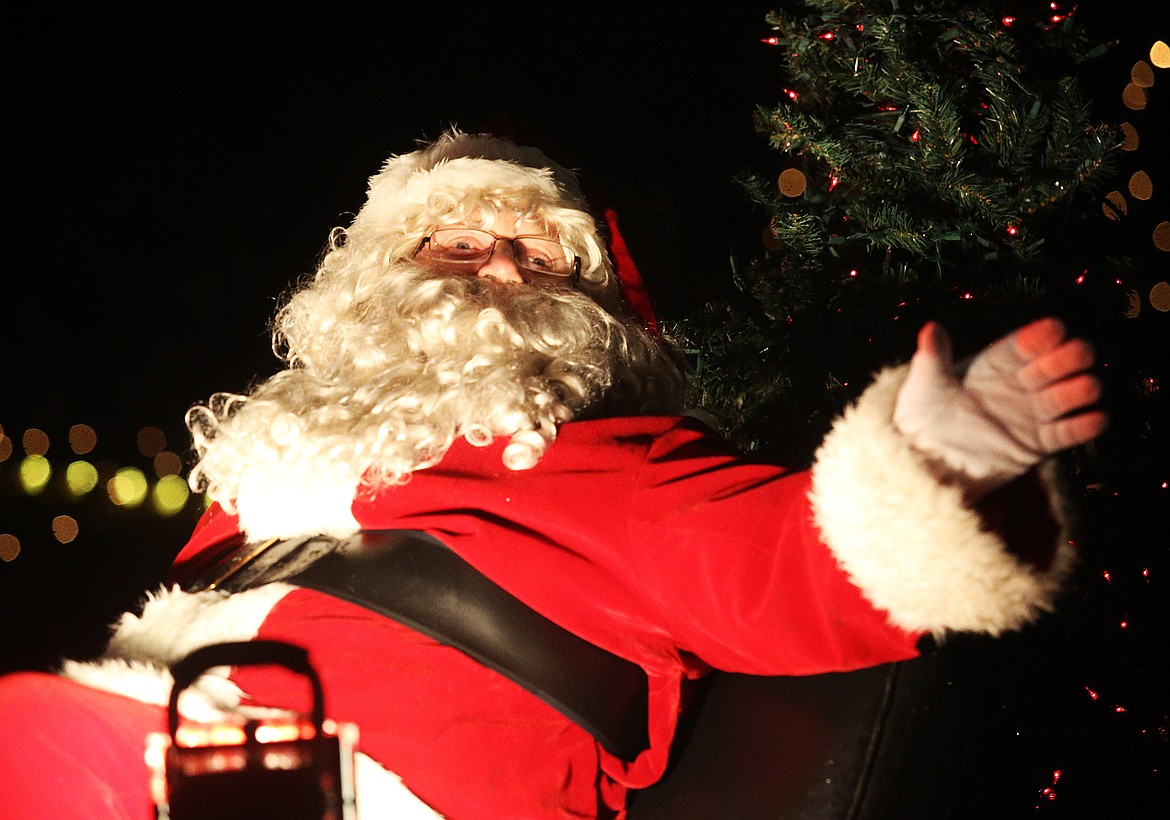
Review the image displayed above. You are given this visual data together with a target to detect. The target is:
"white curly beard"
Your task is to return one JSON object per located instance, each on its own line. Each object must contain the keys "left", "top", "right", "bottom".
{"left": 187, "top": 263, "right": 683, "bottom": 540}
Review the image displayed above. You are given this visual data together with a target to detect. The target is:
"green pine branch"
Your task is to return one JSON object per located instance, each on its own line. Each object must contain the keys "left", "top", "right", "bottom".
{"left": 679, "top": 0, "right": 1120, "bottom": 459}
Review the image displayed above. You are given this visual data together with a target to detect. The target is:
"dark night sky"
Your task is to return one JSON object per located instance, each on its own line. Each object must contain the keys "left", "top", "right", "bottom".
{"left": 5, "top": 5, "right": 776, "bottom": 441}
{"left": 5, "top": 3, "right": 1161, "bottom": 438}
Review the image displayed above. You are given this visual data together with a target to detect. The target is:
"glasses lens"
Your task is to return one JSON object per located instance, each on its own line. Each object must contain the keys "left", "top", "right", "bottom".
{"left": 422, "top": 229, "right": 578, "bottom": 279}
{"left": 428, "top": 229, "right": 495, "bottom": 262}
{"left": 512, "top": 237, "right": 574, "bottom": 277}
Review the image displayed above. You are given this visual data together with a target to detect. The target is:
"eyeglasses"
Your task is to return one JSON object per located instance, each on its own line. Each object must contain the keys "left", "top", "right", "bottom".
{"left": 414, "top": 227, "right": 581, "bottom": 282}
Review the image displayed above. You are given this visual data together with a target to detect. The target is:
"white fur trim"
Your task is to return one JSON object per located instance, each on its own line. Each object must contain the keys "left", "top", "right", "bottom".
{"left": 60, "top": 584, "right": 444, "bottom": 816}
{"left": 355, "top": 752, "right": 445, "bottom": 819}
{"left": 101, "top": 584, "right": 294, "bottom": 665}
{"left": 810, "top": 365, "right": 1075, "bottom": 637}
{"left": 61, "top": 584, "right": 295, "bottom": 715}
{"left": 234, "top": 452, "right": 362, "bottom": 541}
{"left": 354, "top": 131, "right": 586, "bottom": 237}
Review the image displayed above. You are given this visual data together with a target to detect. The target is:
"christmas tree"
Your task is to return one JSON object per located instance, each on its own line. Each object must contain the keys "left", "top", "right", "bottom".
{"left": 675, "top": 1, "right": 1168, "bottom": 813}
{"left": 682, "top": 0, "right": 1122, "bottom": 461}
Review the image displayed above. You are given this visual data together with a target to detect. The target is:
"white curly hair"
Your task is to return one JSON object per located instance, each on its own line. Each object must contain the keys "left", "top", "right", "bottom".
{"left": 186, "top": 131, "right": 686, "bottom": 538}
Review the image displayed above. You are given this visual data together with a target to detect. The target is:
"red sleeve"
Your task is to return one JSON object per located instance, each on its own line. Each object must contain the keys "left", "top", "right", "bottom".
{"left": 626, "top": 421, "right": 922, "bottom": 676}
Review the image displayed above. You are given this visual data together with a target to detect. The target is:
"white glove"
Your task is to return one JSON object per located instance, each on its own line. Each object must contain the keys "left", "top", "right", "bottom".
{"left": 893, "top": 318, "right": 1108, "bottom": 499}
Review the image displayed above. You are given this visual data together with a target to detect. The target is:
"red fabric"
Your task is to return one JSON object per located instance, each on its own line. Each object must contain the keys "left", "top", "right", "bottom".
{"left": 166, "top": 416, "right": 922, "bottom": 817}
{"left": 0, "top": 672, "right": 164, "bottom": 819}
{"left": 604, "top": 208, "right": 658, "bottom": 334}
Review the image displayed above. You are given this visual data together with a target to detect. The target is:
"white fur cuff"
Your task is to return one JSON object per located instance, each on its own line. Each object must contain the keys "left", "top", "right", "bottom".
{"left": 809, "top": 365, "right": 1075, "bottom": 637}
{"left": 58, "top": 584, "right": 444, "bottom": 817}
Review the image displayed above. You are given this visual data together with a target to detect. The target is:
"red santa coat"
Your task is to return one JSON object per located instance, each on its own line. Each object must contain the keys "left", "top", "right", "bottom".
{"left": 2, "top": 368, "right": 1071, "bottom": 818}
{"left": 164, "top": 415, "right": 925, "bottom": 817}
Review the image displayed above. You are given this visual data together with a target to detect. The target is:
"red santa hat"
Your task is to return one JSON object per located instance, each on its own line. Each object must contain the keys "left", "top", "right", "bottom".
{"left": 348, "top": 130, "right": 658, "bottom": 332}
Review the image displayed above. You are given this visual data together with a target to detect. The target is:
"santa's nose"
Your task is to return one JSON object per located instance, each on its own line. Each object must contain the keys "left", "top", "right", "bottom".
{"left": 476, "top": 240, "right": 524, "bottom": 284}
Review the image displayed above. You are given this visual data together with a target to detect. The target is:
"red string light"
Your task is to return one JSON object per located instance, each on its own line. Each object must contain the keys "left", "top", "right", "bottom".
{"left": 1003, "top": 16, "right": 1016, "bottom": 26}
{"left": 761, "top": 36, "right": 779, "bottom": 46}
{"left": 818, "top": 31, "right": 835, "bottom": 41}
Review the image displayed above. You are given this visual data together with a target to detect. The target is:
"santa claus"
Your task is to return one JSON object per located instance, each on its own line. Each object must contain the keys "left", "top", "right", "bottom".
{"left": 0, "top": 132, "right": 1106, "bottom": 818}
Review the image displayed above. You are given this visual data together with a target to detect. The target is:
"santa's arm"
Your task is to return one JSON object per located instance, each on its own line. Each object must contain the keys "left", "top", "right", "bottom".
{"left": 810, "top": 318, "right": 1105, "bottom": 638}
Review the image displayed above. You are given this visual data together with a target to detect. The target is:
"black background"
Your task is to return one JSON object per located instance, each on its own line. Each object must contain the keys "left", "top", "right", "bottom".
{"left": 4, "top": 4, "right": 777, "bottom": 432}
{"left": 3, "top": 3, "right": 1168, "bottom": 816}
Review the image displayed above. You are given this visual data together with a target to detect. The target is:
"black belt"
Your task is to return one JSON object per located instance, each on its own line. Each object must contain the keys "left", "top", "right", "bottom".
{"left": 185, "top": 530, "right": 650, "bottom": 761}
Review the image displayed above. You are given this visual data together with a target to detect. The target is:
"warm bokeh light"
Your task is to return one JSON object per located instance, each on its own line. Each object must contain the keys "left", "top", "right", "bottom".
{"left": 1125, "top": 290, "right": 1142, "bottom": 318}
{"left": 137, "top": 426, "right": 166, "bottom": 458}
{"left": 108, "top": 466, "right": 149, "bottom": 507}
{"left": 1131, "top": 61, "right": 1155, "bottom": 88}
{"left": 1149, "top": 282, "right": 1170, "bottom": 313}
{"left": 22, "top": 428, "right": 50, "bottom": 456}
{"left": 20, "top": 455, "right": 52, "bottom": 495}
{"left": 1128, "top": 170, "right": 1153, "bottom": 201}
{"left": 1150, "top": 40, "right": 1170, "bottom": 70}
{"left": 1122, "top": 83, "right": 1147, "bottom": 110}
{"left": 1153, "top": 221, "right": 1170, "bottom": 252}
{"left": 4, "top": 418, "right": 197, "bottom": 516}
{"left": 68, "top": 424, "right": 97, "bottom": 455}
{"left": 1103, "top": 190, "right": 1128, "bottom": 220}
{"left": 778, "top": 168, "right": 807, "bottom": 197}
{"left": 0, "top": 533, "right": 20, "bottom": 562}
{"left": 1119, "top": 122, "right": 1139, "bottom": 151}
{"left": 175, "top": 724, "right": 248, "bottom": 748}
{"left": 253, "top": 722, "right": 316, "bottom": 743}
{"left": 153, "top": 451, "right": 183, "bottom": 478}
{"left": 52, "top": 515, "right": 80, "bottom": 544}
{"left": 66, "top": 460, "right": 100, "bottom": 497}
{"left": 152, "top": 474, "right": 190, "bottom": 516}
